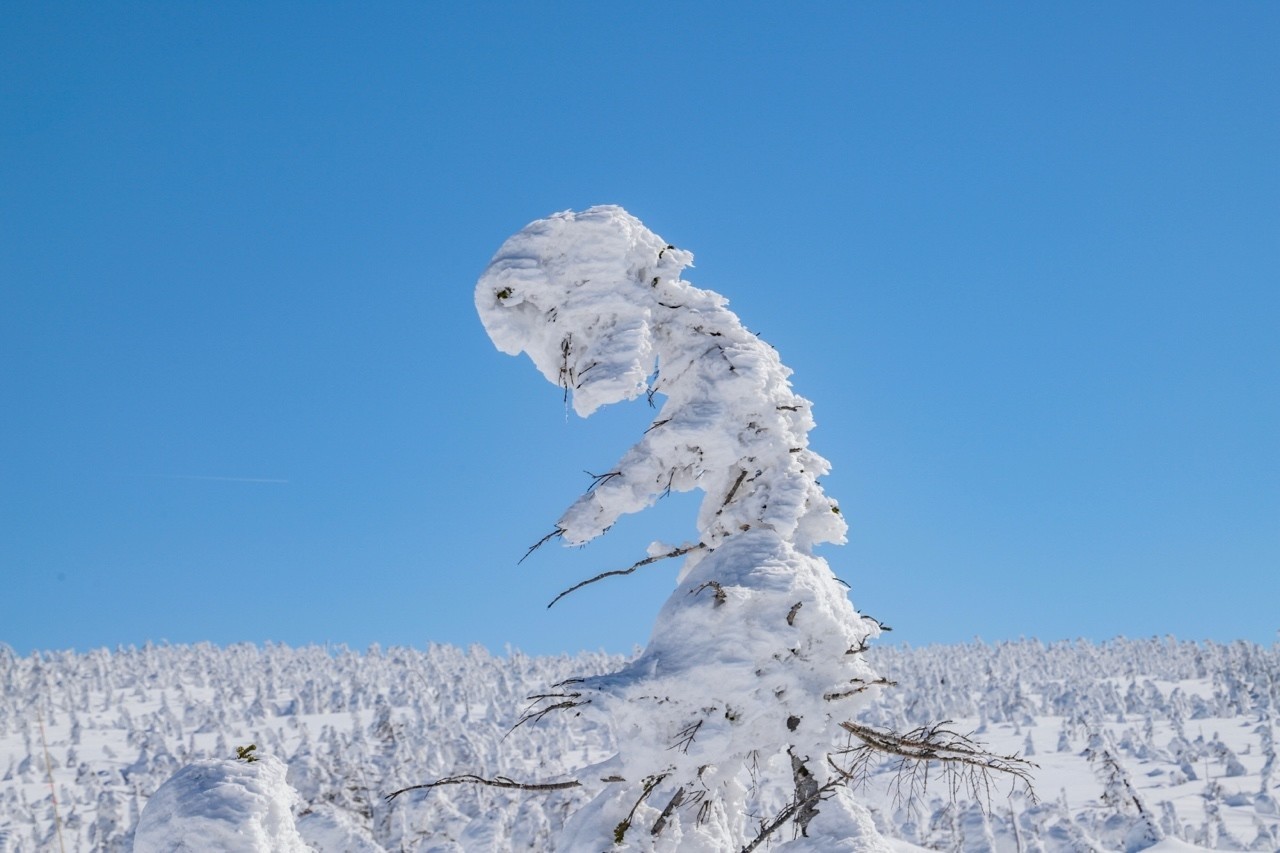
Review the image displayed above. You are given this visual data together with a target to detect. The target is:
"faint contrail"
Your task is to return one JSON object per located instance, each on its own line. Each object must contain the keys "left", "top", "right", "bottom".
{"left": 147, "top": 474, "right": 290, "bottom": 484}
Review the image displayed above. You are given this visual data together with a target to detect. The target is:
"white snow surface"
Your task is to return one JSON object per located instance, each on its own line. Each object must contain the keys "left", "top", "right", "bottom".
{"left": 0, "top": 638, "right": 1274, "bottom": 851}
{"left": 132, "top": 754, "right": 310, "bottom": 852}
{"left": 477, "top": 206, "right": 886, "bottom": 849}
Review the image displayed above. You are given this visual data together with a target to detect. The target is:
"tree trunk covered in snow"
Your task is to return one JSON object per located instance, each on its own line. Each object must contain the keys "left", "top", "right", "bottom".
{"left": 476, "top": 206, "right": 891, "bottom": 851}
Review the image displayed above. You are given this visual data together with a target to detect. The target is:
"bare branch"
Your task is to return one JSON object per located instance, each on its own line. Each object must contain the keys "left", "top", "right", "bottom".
{"left": 721, "top": 470, "right": 748, "bottom": 507}
{"left": 823, "top": 676, "right": 896, "bottom": 702}
{"left": 584, "top": 470, "right": 622, "bottom": 491}
{"left": 845, "top": 638, "right": 871, "bottom": 656}
{"left": 669, "top": 720, "right": 704, "bottom": 754}
{"left": 385, "top": 774, "right": 580, "bottom": 802}
{"left": 519, "top": 528, "right": 565, "bottom": 565}
{"left": 689, "top": 580, "right": 726, "bottom": 607}
{"left": 513, "top": 690, "right": 585, "bottom": 730}
{"left": 739, "top": 775, "right": 843, "bottom": 853}
{"left": 651, "top": 787, "right": 685, "bottom": 836}
{"left": 614, "top": 773, "right": 669, "bottom": 845}
{"left": 837, "top": 720, "right": 1037, "bottom": 811}
{"left": 547, "top": 543, "right": 706, "bottom": 608}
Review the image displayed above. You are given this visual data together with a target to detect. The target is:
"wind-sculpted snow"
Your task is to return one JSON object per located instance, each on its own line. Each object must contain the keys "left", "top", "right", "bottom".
{"left": 132, "top": 754, "right": 309, "bottom": 852}
{"left": 477, "top": 206, "right": 846, "bottom": 551}
{"left": 0, "top": 638, "right": 1275, "bottom": 850}
{"left": 477, "top": 206, "right": 886, "bottom": 850}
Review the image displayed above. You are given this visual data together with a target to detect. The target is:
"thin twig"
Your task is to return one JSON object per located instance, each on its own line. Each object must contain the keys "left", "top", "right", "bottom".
{"left": 385, "top": 774, "right": 580, "bottom": 802}
{"left": 519, "top": 528, "right": 565, "bottom": 564}
{"left": 823, "top": 676, "right": 896, "bottom": 702}
{"left": 669, "top": 720, "right": 704, "bottom": 754}
{"left": 513, "top": 691, "right": 585, "bottom": 729}
{"left": 584, "top": 470, "right": 622, "bottom": 491}
{"left": 547, "top": 543, "right": 706, "bottom": 608}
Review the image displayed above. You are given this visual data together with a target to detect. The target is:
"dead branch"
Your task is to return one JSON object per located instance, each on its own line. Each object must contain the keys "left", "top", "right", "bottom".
{"left": 511, "top": 689, "right": 585, "bottom": 731}
{"left": 823, "top": 677, "right": 896, "bottom": 702}
{"left": 669, "top": 720, "right": 703, "bottom": 754}
{"left": 614, "top": 773, "right": 668, "bottom": 845}
{"left": 385, "top": 774, "right": 580, "bottom": 802}
{"left": 584, "top": 470, "right": 622, "bottom": 491}
{"left": 519, "top": 528, "right": 565, "bottom": 564}
{"left": 837, "top": 720, "right": 1037, "bottom": 811}
{"left": 651, "top": 787, "right": 685, "bottom": 836}
{"left": 547, "top": 543, "right": 706, "bottom": 608}
{"left": 845, "top": 638, "right": 871, "bottom": 655}
{"left": 690, "top": 580, "right": 726, "bottom": 606}
{"left": 722, "top": 470, "right": 748, "bottom": 507}
{"left": 740, "top": 775, "right": 843, "bottom": 853}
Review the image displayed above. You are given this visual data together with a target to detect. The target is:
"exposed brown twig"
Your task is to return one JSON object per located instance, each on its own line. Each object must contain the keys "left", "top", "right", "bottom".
{"left": 837, "top": 720, "right": 1037, "bottom": 811}
{"left": 519, "top": 528, "right": 565, "bottom": 565}
{"left": 547, "top": 543, "right": 706, "bottom": 608}
{"left": 385, "top": 774, "right": 580, "bottom": 802}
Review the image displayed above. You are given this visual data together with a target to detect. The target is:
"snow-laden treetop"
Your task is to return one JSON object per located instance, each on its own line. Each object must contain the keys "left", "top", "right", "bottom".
{"left": 476, "top": 205, "right": 846, "bottom": 554}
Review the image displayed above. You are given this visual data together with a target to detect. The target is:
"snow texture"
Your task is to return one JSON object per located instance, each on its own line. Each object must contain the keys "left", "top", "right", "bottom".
{"left": 478, "top": 206, "right": 889, "bottom": 850}
{"left": 132, "top": 753, "right": 310, "bottom": 852}
{"left": 0, "top": 638, "right": 1275, "bottom": 851}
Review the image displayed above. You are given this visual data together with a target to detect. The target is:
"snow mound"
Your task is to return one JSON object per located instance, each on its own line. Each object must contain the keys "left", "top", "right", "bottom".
{"left": 133, "top": 754, "right": 311, "bottom": 852}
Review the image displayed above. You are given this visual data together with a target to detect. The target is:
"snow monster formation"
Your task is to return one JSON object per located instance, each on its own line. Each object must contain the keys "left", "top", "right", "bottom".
{"left": 476, "top": 206, "right": 892, "bottom": 852}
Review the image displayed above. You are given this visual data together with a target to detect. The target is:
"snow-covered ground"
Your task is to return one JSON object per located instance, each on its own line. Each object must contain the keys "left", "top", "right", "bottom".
{"left": 0, "top": 638, "right": 1275, "bottom": 851}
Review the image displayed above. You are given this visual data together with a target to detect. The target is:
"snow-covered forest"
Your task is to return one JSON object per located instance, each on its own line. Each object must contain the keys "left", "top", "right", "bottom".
{"left": 1, "top": 637, "right": 1276, "bottom": 851}
{"left": 6, "top": 208, "right": 1278, "bottom": 852}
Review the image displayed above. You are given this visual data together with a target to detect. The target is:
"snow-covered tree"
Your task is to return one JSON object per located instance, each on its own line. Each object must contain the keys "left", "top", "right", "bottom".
{"left": 470, "top": 206, "right": 1036, "bottom": 851}
{"left": 472, "top": 206, "right": 890, "bottom": 849}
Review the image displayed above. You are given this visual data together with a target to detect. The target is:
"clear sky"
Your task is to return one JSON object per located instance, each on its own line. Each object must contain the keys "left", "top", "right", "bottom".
{"left": 2, "top": 3, "right": 1276, "bottom": 657}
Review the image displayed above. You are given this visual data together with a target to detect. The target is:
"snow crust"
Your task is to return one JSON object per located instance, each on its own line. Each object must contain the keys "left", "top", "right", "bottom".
{"left": 478, "top": 206, "right": 888, "bottom": 850}
{"left": 132, "top": 754, "right": 311, "bottom": 852}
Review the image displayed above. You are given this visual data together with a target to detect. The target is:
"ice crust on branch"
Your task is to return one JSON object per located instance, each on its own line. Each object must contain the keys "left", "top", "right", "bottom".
{"left": 477, "top": 206, "right": 890, "bottom": 851}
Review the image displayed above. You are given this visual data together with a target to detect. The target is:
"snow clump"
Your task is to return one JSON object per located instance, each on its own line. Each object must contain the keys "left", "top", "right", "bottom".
{"left": 133, "top": 753, "right": 312, "bottom": 852}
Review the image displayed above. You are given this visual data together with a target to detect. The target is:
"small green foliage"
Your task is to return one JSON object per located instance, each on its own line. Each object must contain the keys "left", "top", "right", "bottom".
{"left": 496, "top": 287, "right": 513, "bottom": 300}
{"left": 235, "top": 743, "right": 259, "bottom": 763}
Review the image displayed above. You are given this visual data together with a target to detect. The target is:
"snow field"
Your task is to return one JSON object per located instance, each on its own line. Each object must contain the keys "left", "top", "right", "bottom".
{"left": 0, "top": 638, "right": 1274, "bottom": 851}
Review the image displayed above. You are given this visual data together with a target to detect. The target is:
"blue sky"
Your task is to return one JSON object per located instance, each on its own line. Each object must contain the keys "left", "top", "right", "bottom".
{"left": 2, "top": 3, "right": 1276, "bottom": 656}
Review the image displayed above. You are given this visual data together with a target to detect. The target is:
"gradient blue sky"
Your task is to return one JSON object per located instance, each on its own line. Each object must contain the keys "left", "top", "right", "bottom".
{"left": 2, "top": 3, "right": 1277, "bottom": 656}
